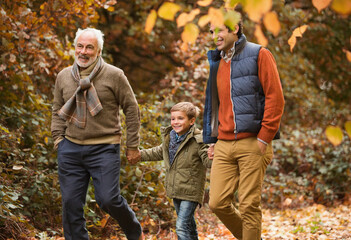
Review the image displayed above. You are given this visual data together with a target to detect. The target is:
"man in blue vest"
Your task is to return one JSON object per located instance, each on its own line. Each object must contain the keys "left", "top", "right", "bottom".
{"left": 204, "top": 21, "right": 284, "bottom": 240}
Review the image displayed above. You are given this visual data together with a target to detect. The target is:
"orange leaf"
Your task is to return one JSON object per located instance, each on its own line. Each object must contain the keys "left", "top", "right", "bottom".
{"left": 263, "top": 11, "right": 280, "bottom": 36}
{"left": 325, "top": 126, "right": 343, "bottom": 146}
{"left": 180, "top": 42, "right": 188, "bottom": 51}
{"left": 331, "top": 0, "right": 351, "bottom": 15}
{"left": 197, "top": 0, "right": 213, "bottom": 7}
{"left": 244, "top": 0, "right": 272, "bottom": 22}
{"left": 100, "top": 214, "right": 110, "bottom": 228}
{"left": 181, "top": 23, "right": 199, "bottom": 44}
{"left": 198, "top": 14, "right": 211, "bottom": 27}
{"left": 144, "top": 10, "right": 157, "bottom": 34}
{"left": 312, "top": 0, "right": 332, "bottom": 12}
{"left": 288, "top": 35, "right": 296, "bottom": 52}
{"left": 208, "top": 7, "right": 224, "bottom": 27}
{"left": 254, "top": 24, "right": 268, "bottom": 47}
{"left": 292, "top": 25, "right": 308, "bottom": 37}
{"left": 343, "top": 49, "right": 351, "bottom": 62}
{"left": 288, "top": 25, "right": 308, "bottom": 52}
{"left": 176, "top": 9, "right": 200, "bottom": 27}
{"left": 158, "top": 2, "right": 181, "bottom": 21}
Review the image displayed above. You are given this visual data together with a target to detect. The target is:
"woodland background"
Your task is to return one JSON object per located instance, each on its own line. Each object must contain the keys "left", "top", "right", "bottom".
{"left": 0, "top": 0, "right": 350, "bottom": 239}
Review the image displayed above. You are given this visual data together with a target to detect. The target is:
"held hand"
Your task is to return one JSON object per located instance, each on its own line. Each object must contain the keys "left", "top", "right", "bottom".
{"left": 127, "top": 149, "right": 141, "bottom": 165}
{"left": 257, "top": 140, "right": 267, "bottom": 155}
{"left": 207, "top": 144, "right": 215, "bottom": 160}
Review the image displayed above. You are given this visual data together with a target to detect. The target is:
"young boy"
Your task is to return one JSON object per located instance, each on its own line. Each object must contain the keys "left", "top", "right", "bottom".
{"left": 139, "top": 102, "right": 212, "bottom": 240}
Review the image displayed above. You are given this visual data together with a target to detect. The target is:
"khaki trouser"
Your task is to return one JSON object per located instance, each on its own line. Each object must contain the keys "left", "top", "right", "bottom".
{"left": 209, "top": 138, "right": 273, "bottom": 240}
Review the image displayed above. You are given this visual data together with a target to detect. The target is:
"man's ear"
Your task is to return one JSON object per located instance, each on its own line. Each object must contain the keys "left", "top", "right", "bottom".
{"left": 233, "top": 24, "right": 239, "bottom": 34}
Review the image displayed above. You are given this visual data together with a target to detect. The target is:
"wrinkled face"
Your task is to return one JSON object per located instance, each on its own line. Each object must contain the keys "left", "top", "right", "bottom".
{"left": 210, "top": 24, "right": 238, "bottom": 53}
{"left": 171, "top": 111, "right": 195, "bottom": 136}
{"left": 75, "top": 31, "right": 101, "bottom": 68}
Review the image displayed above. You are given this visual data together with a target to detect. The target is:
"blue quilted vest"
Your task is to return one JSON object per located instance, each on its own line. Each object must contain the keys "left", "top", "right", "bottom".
{"left": 203, "top": 34, "right": 267, "bottom": 143}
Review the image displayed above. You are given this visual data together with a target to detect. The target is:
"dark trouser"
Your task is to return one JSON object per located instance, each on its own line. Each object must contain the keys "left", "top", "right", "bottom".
{"left": 57, "top": 138, "right": 142, "bottom": 240}
{"left": 173, "top": 198, "right": 199, "bottom": 240}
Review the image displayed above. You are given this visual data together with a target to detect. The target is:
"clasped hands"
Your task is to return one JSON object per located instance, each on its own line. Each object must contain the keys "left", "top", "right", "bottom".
{"left": 126, "top": 148, "right": 141, "bottom": 165}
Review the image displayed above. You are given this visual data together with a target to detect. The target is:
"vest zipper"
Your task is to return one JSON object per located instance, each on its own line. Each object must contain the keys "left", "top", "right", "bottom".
{"left": 229, "top": 61, "right": 237, "bottom": 139}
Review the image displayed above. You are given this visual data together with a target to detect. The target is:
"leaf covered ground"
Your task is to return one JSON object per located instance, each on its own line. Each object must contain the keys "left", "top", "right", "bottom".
{"left": 22, "top": 204, "right": 351, "bottom": 240}
{"left": 142, "top": 204, "right": 351, "bottom": 240}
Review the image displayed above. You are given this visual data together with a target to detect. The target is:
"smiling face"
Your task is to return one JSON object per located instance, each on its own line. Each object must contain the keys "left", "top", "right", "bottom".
{"left": 171, "top": 111, "right": 195, "bottom": 136}
{"left": 75, "top": 31, "right": 101, "bottom": 68}
{"left": 210, "top": 24, "right": 238, "bottom": 54}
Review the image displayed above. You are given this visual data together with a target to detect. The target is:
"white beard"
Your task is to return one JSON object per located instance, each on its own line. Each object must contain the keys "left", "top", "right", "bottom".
{"left": 76, "top": 54, "right": 98, "bottom": 68}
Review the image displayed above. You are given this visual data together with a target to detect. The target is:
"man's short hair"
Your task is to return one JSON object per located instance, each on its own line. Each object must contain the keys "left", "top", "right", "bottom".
{"left": 171, "top": 102, "right": 200, "bottom": 120}
{"left": 74, "top": 28, "right": 104, "bottom": 52}
{"left": 227, "top": 21, "right": 243, "bottom": 38}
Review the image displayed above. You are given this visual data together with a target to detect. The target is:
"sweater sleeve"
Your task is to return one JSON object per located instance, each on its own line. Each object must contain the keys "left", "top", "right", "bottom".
{"left": 117, "top": 71, "right": 141, "bottom": 148}
{"left": 51, "top": 72, "right": 67, "bottom": 147}
{"left": 257, "top": 48, "right": 285, "bottom": 144}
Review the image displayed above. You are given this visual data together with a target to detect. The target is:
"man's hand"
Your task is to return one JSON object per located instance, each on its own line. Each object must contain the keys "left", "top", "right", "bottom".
{"left": 127, "top": 148, "right": 141, "bottom": 165}
{"left": 207, "top": 144, "right": 215, "bottom": 160}
{"left": 257, "top": 140, "right": 267, "bottom": 155}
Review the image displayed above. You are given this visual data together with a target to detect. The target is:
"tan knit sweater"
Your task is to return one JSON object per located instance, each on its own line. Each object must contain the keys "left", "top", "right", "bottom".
{"left": 51, "top": 61, "right": 140, "bottom": 148}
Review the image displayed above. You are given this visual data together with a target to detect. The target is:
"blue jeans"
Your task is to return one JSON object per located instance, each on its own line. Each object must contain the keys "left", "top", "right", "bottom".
{"left": 173, "top": 198, "right": 199, "bottom": 240}
{"left": 57, "top": 138, "right": 142, "bottom": 240}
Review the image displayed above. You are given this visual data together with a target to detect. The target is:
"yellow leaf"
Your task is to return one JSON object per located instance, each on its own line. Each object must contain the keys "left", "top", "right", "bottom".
{"left": 145, "top": 10, "right": 157, "bottom": 34}
{"left": 176, "top": 9, "right": 200, "bottom": 28}
{"left": 208, "top": 7, "right": 224, "bottom": 27}
{"left": 345, "top": 121, "right": 351, "bottom": 139}
{"left": 158, "top": 2, "right": 181, "bottom": 21}
{"left": 312, "top": 0, "right": 332, "bottom": 12}
{"left": 224, "top": 10, "right": 241, "bottom": 31}
{"left": 44, "top": 137, "right": 48, "bottom": 145}
{"left": 325, "top": 126, "right": 343, "bottom": 146}
{"left": 244, "top": 0, "right": 272, "bottom": 22}
{"left": 225, "top": 0, "right": 238, "bottom": 10}
{"left": 254, "top": 24, "right": 268, "bottom": 47}
{"left": 106, "top": 6, "right": 114, "bottom": 12}
{"left": 343, "top": 49, "right": 351, "bottom": 62}
{"left": 331, "top": 0, "right": 351, "bottom": 15}
{"left": 197, "top": 0, "right": 213, "bottom": 7}
{"left": 0, "top": 126, "right": 9, "bottom": 134}
{"left": 263, "top": 11, "right": 281, "bottom": 36}
{"left": 135, "top": 167, "right": 142, "bottom": 177}
{"left": 181, "top": 23, "right": 199, "bottom": 44}
{"left": 198, "top": 14, "right": 211, "bottom": 27}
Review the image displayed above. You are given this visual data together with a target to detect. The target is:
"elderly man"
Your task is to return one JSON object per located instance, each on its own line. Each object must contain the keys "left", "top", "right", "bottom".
{"left": 51, "top": 28, "right": 143, "bottom": 240}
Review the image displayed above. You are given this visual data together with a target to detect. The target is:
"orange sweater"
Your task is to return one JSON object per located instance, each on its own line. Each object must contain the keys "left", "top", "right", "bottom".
{"left": 217, "top": 48, "right": 284, "bottom": 143}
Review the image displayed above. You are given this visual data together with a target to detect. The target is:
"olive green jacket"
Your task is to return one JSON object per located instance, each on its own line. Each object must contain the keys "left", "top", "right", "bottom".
{"left": 140, "top": 125, "right": 211, "bottom": 205}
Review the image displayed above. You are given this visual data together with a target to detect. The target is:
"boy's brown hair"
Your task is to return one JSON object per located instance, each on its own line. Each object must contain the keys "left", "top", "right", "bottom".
{"left": 171, "top": 102, "right": 200, "bottom": 120}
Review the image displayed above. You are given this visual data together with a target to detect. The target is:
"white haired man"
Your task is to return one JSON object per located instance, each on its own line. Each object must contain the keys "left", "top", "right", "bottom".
{"left": 51, "top": 28, "right": 143, "bottom": 240}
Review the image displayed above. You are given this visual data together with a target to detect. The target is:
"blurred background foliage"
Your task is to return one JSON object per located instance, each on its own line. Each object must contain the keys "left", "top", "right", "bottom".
{"left": 0, "top": 0, "right": 350, "bottom": 238}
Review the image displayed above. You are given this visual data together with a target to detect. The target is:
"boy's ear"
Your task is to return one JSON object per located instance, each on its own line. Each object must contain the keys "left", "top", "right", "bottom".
{"left": 190, "top": 117, "right": 196, "bottom": 125}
